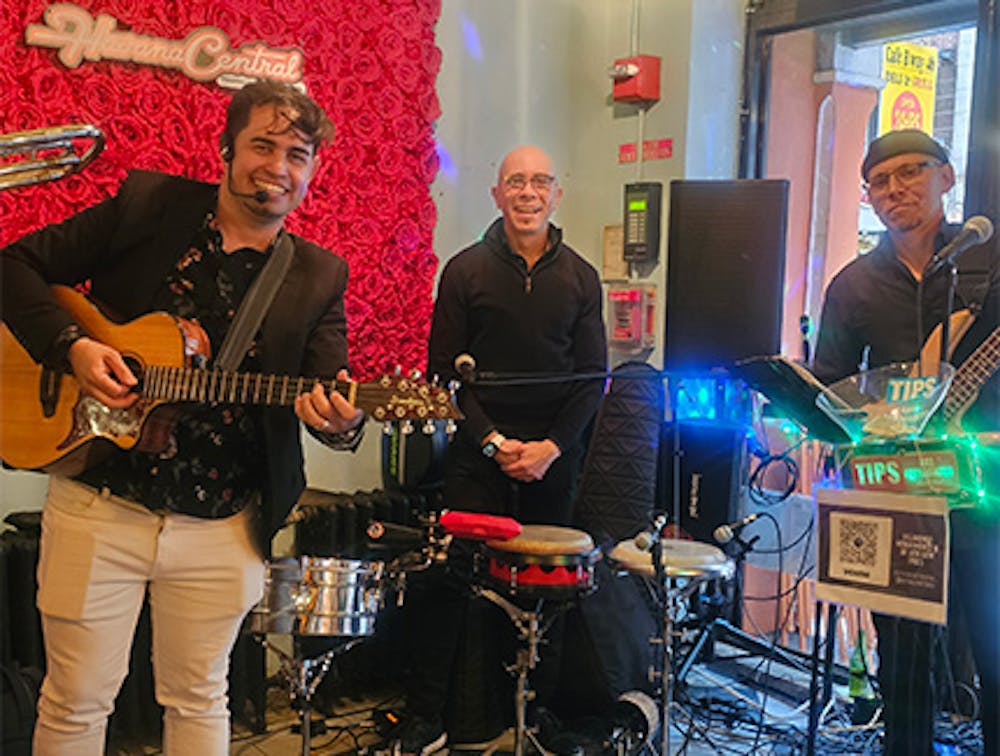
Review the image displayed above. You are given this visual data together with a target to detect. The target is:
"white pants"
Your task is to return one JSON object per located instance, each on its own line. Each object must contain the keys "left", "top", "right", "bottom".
{"left": 33, "top": 477, "right": 265, "bottom": 755}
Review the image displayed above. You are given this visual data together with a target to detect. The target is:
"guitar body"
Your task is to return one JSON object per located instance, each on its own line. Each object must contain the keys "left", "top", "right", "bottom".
{"left": 0, "top": 286, "right": 190, "bottom": 474}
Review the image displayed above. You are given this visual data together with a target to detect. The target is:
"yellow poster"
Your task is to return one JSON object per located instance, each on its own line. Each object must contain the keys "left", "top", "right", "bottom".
{"left": 879, "top": 41, "right": 938, "bottom": 135}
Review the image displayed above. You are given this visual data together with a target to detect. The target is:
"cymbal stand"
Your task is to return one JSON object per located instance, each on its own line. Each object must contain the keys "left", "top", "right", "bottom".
{"left": 474, "top": 586, "right": 569, "bottom": 756}
{"left": 255, "top": 635, "right": 364, "bottom": 756}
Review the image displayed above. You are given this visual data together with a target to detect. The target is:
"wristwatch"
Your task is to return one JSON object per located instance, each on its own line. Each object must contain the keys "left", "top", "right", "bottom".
{"left": 482, "top": 432, "right": 507, "bottom": 458}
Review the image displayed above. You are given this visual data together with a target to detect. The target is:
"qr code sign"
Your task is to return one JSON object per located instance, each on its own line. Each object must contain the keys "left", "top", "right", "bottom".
{"left": 828, "top": 512, "right": 892, "bottom": 587}
{"left": 838, "top": 519, "right": 879, "bottom": 567}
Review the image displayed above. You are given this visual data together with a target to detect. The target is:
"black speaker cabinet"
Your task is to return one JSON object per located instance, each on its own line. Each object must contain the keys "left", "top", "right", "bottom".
{"left": 657, "top": 421, "right": 746, "bottom": 545}
{"left": 665, "top": 179, "right": 789, "bottom": 373}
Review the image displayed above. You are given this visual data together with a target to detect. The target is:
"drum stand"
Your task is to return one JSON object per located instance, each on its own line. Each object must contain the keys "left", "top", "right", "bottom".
{"left": 474, "top": 586, "right": 570, "bottom": 756}
{"left": 254, "top": 635, "right": 364, "bottom": 756}
{"left": 647, "top": 538, "right": 708, "bottom": 756}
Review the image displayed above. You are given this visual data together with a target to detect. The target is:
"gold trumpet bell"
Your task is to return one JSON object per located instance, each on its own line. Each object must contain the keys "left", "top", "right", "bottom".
{"left": 0, "top": 124, "right": 105, "bottom": 191}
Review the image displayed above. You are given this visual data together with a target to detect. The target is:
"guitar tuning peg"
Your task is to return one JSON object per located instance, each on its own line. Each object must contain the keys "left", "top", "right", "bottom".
{"left": 445, "top": 419, "right": 458, "bottom": 435}
{"left": 401, "top": 420, "right": 415, "bottom": 435}
{"left": 394, "top": 364, "right": 402, "bottom": 376}
{"left": 431, "top": 374, "right": 440, "bottom": 387}
{"left": 382, "top": 422, "right": 394, "bottom": 435}
{"left": 409, "top": 368, "right": 422, "bottom": 381}
{"left": 448, "top": 379, "right": 461, "bottom": 393}
{"left": 422, "top": 419, "right": 436, "bottom": 435}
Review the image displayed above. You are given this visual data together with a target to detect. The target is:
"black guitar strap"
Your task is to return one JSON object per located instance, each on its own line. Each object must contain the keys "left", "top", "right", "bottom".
{"left": 214, "top": 232, "right": 294, "bottom": 372}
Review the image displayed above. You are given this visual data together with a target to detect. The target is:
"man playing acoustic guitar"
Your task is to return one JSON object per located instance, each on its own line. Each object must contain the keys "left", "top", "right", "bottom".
{"left": 814, "top": 129, "right": 999, "bottom": 756}
{"left": 1, "top": 80, "right": 364, "bottom": 755}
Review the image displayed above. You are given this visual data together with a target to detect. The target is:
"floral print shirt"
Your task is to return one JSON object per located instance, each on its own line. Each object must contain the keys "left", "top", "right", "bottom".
{"left": 79, "top": 213, "right": 272, "bottom": 518}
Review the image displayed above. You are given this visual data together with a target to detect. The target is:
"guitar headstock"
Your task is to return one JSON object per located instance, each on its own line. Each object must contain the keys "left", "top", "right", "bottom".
{"left": 352, "top": 375, "right": 462, "bottom": 423}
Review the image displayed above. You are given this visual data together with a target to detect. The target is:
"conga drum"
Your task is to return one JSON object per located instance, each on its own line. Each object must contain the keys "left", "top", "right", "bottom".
{"left": 482, "top": 524, "right": 600, "bottom": 600}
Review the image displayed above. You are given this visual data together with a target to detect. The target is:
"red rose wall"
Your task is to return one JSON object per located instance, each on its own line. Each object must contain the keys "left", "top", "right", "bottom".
{"left": 0, "top": 0, "right": 443, "bottom": 380}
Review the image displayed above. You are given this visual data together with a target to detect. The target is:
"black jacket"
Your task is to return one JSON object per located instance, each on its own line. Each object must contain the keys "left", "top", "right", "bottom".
{"left": 1, "top": 170, "right": 352, "bottom": 549}
{"left": 427, "top": 217, "right": 607, "bottom": 451}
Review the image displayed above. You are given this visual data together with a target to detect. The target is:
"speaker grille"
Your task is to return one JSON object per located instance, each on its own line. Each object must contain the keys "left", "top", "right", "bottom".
{"left": 665, "top": 179, "right": 789, "bottom": 373}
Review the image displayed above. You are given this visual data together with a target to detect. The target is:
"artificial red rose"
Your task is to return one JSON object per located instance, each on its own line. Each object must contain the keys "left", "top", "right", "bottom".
{"left": 336, "top": 21, "right": 365, "bottom": 58}
{"left": 392, "top": 175, "right": 423, "bottom": 206}
{"left": 336, "top": 77, "right": 365, "bottom": 112}
{"left": 390, "top": 113, "right": 422, "bottom": 145}
{"left": 107, "top": 112, "right": 154, "bottom": 153}
{"left": 418, "top": 90, "right": 441, "bottom": 122}
{"left": 418, "top": 0, "right": 443, "bottom": 22}
{"left": 335, "top": 138, "right": 368, "bottom": 171}
{"left": 352, "top": 51, "right": 383, "bottom": 84}
{"left": 421, "top": 43, "right": 442, "bottom": 76}
{"left": 393, "top": 218, "right": 421, "bottom": 252}
{"left": 245, "top": 9, "right": 288, "bottom": 40}
{"left": 418, "top": 197, "right": 437, "bottom": 232}
{"left": 391, "top": 61, "right": 423, "bottom": 95}
{"left": 346, "top": 1, "right": 383, "bottom": 33}
{"left": 375, "top": 143, "right": 407, "bottom": 178}
{"left": 370, "top": 85, "right": 405, "bottom": 122}
{"left": 390, "top": 6, "right": 423, "bottom": 38}
{"left": 345, "top": 214, "right": 383, "bottom": 249}
{"left": 80, "top": 74, "right": 122, "bottom": 120}
{"left": 348, "top": 110, "right": 384, "bottom": 143}
{"left": 28, "top": 64, "right": 75, "bottom": 104}
{"left": 377, "top": 27, "right": 405, "bottom": 63}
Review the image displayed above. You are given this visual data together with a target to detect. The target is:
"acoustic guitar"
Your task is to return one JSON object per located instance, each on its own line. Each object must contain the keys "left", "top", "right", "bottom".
{"left": 0, "top": 285, "right": 460, "bottom": 475}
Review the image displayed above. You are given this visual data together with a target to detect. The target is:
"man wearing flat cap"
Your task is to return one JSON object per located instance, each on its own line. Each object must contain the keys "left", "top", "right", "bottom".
{"left": 815, "top": 129, "right": 999, "bottom": 755}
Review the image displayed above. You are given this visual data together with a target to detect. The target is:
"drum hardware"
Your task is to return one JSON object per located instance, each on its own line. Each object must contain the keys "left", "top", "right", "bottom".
{"left": 256, "top": 635, "right": 365, "bottom": 756}
{"left": 471, "top": 524, "right": 600, "bottom": 755}
{"left": 473, "top": 586, "right": 572, "bottom": 756}
{"left": 0, "top": 123, "right": 104, "bottom": 191}
{"left": 610, "top": 530, "right": 736, "bottom": 756}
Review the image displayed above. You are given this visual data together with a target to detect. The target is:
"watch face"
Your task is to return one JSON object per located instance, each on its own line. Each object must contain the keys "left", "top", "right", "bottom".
{"left": 483, "top": 442, "right": 498, "bottom": 458}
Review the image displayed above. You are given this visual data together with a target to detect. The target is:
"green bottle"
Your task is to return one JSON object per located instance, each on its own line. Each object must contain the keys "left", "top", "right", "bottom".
{"left": 848, "top": 628, "right": 877, "bottom": 724}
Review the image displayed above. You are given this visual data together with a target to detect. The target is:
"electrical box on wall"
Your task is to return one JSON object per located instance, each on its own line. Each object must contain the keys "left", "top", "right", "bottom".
{"left": 608, "top": 283, "right": 656, "bottom": 352}
{"left": 610, "top": 54, "right": 661, "bottom": 103}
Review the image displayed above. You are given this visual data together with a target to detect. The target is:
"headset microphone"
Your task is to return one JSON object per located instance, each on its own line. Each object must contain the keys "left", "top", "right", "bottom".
{"left": 221, "top": 143, "right": 269, "bottom": 203}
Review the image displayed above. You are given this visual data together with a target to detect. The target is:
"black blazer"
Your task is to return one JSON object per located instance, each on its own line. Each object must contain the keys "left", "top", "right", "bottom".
{"left": 1, "top": 170, "right": 352, "bottom": 550}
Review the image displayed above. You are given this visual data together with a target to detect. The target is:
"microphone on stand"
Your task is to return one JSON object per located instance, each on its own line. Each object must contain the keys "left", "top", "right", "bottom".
{"left": 634, "top": 514, "right": 668, "bottom": 552}
{"left": 366, "top": 521, "right": 426, "bottom": 550}
{"left": 924, "top": 216, "right": 994, "bottom": 276}
{"left": 713, "top": 513, "right": 759, "bottom": 545}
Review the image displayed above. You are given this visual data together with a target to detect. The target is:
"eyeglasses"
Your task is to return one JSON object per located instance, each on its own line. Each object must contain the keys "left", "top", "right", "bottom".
{"left": 865, "top": 160, "right": 941, "bottom": 195}
{"left": 503, "top": 173, "right": 557, "bottom": 192}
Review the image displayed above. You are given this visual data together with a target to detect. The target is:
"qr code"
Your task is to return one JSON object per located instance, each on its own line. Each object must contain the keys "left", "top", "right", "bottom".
{"left": 838, "top": 519, "right": 879, "bottom": 567}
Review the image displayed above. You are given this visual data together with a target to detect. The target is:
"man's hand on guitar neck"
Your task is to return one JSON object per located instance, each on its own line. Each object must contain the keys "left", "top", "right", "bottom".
{"left": 294, "top": 370, "right": 364, "bottom": 435}
{"left": 68, "top": 337, "right": 139, "bottom": 409}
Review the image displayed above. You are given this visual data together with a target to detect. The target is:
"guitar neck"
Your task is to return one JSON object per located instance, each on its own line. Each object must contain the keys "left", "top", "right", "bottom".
{"left": 142, "top": 365, "right": 348, "bottom": 408}
{"left": 941, "top": 326, "right": 1000, "bottom": 423}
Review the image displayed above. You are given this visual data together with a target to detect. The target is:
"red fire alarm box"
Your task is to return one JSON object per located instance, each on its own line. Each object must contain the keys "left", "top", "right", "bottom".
{"left": 607, "top": 284, "right": 656, "bottom": 351}
{"left": 611, "top": 55, "right": 661, "bottom": 103}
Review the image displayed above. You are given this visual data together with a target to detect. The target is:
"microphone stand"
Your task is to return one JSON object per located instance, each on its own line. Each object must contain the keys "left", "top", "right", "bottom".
{"left": 937, "top": 260, "right": 959, "bottom": 368}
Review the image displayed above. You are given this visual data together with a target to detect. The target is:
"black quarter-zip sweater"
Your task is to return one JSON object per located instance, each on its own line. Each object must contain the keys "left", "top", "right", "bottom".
{"left": 428, "top": 217, "right": 607, "bottom": 451}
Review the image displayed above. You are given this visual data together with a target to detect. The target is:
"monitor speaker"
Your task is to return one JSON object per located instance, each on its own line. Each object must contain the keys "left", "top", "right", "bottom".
{"left": 665, "top": 179, "right": 789, "bottom": 373}
{"left": 657, "top": 421, "right": 746, "bottom": 545}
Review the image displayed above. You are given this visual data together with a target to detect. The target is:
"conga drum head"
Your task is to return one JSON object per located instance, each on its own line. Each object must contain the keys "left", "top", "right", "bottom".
{"left": 610, "top": 537, "right": 734, "bottom": 580}
{"left": 483, "top": 524, "right": 599, "bottom": 598}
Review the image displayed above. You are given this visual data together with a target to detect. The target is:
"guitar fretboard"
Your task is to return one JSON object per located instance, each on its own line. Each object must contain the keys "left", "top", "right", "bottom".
{"left": 941, "top": 327, "right": 1000, "bottom": 422}
{"left": 142, "top": 365, "right": 344, "bottom": 407}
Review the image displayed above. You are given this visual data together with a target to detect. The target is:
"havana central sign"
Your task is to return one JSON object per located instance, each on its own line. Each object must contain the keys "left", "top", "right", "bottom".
{"left": 25, "top": 3, "right": 303, "bottom": 89}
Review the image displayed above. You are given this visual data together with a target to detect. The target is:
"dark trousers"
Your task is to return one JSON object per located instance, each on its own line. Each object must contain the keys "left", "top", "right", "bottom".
{"left": 403, "top": 436, "right": 584, "bottom": 740}
{"left": 875, "top": 509, "right": 999, "bottom": 756}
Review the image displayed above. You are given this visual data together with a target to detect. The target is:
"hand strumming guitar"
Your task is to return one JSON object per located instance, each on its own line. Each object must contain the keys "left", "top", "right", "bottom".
{"left": 68, "top": 336, "right": 138, "bottom": 409}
